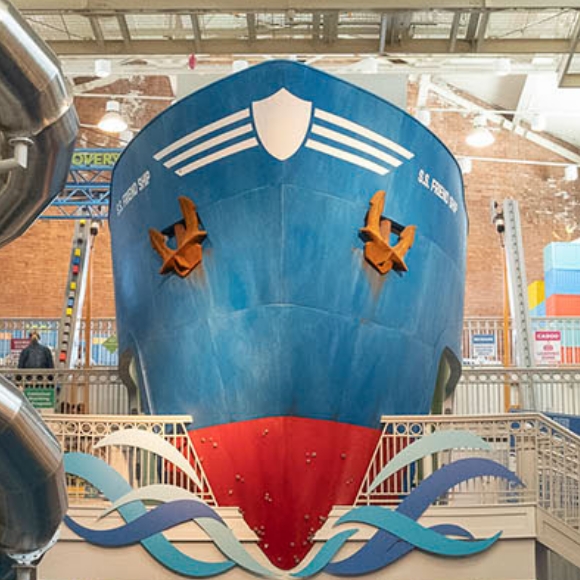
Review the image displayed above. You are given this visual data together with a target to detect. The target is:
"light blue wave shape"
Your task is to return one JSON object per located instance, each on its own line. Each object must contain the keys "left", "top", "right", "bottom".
{"left": 95, "top": 429, "right": 203, "bottom": 489}
{"left": 197, "top": 518, "right": 278, "bottom": 577}
{"left": 369, "top": 430, "right": 492, "bottom": 491}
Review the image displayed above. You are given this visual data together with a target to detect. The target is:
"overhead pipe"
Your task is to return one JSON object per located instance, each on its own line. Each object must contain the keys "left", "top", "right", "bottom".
{"left": 0, "top": 376, "right": 67, "bottom": 558}
{"left": 0, "top": 0, "right": 79, "bottom": 247}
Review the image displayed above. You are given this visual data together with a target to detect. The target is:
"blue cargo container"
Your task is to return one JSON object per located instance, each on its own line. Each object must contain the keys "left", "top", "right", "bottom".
{"left": 544, "top": 242, "right": 580, "bottom": 272}
{"left": 545, "top": 268, "right": 580, "bottom": 297}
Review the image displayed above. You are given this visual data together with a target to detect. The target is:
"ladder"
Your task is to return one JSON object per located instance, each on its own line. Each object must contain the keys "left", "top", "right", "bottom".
{"left": 55, "top": 219, "right": 95, "bottom": 369}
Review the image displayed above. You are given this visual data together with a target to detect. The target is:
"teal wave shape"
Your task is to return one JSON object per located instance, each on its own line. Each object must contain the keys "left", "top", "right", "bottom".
{"left": 292, "top": 530, "right": 358, "bottom": 578}
{"left": 336, "top": 506, "right": 499, "bottom": 557}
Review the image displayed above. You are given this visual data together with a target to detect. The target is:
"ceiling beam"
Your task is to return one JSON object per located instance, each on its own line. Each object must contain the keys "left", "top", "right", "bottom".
{"left": 475, "top": 9, "right": 489, "bottom": 52}
{"left": 189, "top": 13, "right": 202, "bottom": 52}
{"left": 560, "top": 73, "right": 580, "bottom": 87}
{"left": 465, "top": 11, "right": 480, "bottom": 43}
{"left": 42, "top": 37, "right": 580, "bottom": 56}
{"left": 88, "top": 15, "right": 104, "bottom": 47}
{"left": 13, "top": 0, "right": 580, "bottom": 11}
{"left": 246, "top": 12, "right": 256, "bottom": 42}
{"left": 448, "top": 11, "right": 461, "bottom": 53}
{"left": 559, "top": 11, "right": 580, "bottom": 87}
{"left": 378, "top": 13, "right": 387, "bottom": 53}
{"left": 116, "top": 14, "right": 131, "bottom": 45}
{"left": 312, "top": 11, "right": 321, "bottom": 40}
{"left": 323, "top": 12, "right": 338, "bottom": 44}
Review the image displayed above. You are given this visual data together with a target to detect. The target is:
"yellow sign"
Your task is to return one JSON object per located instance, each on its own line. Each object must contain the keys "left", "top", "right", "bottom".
{"left": 71, "top": 151, "right": 121, "bottom": 168}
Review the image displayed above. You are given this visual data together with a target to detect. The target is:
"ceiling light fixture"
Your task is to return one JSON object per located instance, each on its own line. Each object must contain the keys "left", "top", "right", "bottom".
{"left": 565, "top": 165, "right": 579, "bottom": 182}
{"left": 466, "top": 115, "right": 495, "bottom": 148}
{"left": 94, "top": 59, "right": 111, "bottom": 78}
{"left": 97, "top": 100, "right": 128, "bottom": 134}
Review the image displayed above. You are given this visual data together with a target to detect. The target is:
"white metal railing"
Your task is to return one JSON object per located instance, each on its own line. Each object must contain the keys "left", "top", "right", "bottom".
{"left": 462, "top": 316, "right": 512, "bottom": 365}
{"left": 463, "top": 316, "right": 580, "bottom": 366}
{"left": 45, "top": 414, "right": 216, "bottom": 506}
{"left": 0, "top": 368, "right": 129, "bottom": 414}
{"left": 356, "top": 413, "right": 580, "bottom": 532}
{"left": 456, "top": 367, "right": 580, "bottom": 415}
{"left": 0, "top": 317, "right": 117, "bottom": 367}
{"left": 1, "top": 316, "right": 580, "bottom": 368}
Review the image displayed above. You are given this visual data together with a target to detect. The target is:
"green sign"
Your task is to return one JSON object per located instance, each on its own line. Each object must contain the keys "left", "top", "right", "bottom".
{"left": 24, "top": 387, "right": 56, "bottom": 410}
{"left": 102, "top": 335, "right": 118, "bottom": 354}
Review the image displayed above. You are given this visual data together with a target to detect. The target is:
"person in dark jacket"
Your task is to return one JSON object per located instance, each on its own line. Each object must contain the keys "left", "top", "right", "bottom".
{"left": 18, "top": 330, "right": 54, "bottom": 369}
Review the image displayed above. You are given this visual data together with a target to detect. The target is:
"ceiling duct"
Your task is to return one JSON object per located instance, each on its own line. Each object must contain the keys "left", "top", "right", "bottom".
{"left": 0, "top": 0, "right": 78, "bottom": 248}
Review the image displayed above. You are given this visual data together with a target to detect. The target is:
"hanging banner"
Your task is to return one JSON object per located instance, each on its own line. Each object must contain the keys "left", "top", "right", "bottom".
{"left": 534, "top": 330, "right": 561, "bottom": 364}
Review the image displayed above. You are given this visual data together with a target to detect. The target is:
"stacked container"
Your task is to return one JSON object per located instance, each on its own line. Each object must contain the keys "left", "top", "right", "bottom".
{"left": 528, "top": 279, "right": 546, "bottom": 316}
{"left": 544, "top": 242, "right": 580, "bottom": 315}
{"left": 543, "top": 241, "right": 580, "bottom": 363}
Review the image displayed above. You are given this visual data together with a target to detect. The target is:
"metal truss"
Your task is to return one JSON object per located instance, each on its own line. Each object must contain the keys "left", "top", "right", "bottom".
{"left": 42, "top": 148, "right": 121, "bottom": 220}
{"left": 12, "top": 3, "right": 580, "bottom": 79}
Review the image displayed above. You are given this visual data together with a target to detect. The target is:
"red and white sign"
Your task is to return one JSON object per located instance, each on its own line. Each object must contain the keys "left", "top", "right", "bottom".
{"left": 10, "top": 338, "right": 29, "bottom": 354}
{"left": 534, "top": 330, "right": 562, "bottom": 365}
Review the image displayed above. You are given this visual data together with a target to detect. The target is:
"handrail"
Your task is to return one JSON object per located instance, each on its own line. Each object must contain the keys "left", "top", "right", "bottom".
{"left": 0, "top": 368, "right": 130, "bottom": 415}
{"left": 44, "top": 413, "right": 217, "bottom": 506}
{"left": 356, "top": 412, "right": 580, "bottom": 534}
{"left": 456, "top": 366, "right": 580, "bottom": 415}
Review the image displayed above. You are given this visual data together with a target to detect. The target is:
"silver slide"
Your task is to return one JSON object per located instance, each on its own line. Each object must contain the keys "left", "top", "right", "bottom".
{"left": 0, "top": 0, "right": 78, "bottom": 576}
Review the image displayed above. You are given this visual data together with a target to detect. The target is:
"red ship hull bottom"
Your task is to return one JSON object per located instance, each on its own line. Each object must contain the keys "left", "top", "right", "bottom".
{"left": 189, "top": 417, "right": 381, "bottom": 570}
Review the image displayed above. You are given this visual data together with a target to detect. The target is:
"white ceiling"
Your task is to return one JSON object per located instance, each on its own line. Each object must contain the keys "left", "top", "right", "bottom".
{"left": 438, "top": 71, "right": 580, "bottom": 149}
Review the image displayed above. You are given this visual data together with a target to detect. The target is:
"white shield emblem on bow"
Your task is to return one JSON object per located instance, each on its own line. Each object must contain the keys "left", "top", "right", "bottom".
{"left": 251, "top": 89, "right": 313, "bottom": 161}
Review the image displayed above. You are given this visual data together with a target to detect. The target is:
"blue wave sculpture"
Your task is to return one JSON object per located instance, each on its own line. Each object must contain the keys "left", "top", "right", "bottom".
{"left": 321, "top": 458, "right": 522, "bottom": 576}
{"left": 64, "top": 433, "right": 522, "bottom": 578}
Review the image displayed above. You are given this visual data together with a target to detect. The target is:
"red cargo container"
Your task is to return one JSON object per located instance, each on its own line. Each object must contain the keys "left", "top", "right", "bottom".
{"left": 546, "top": 294, "right": 580, "bottom": 316}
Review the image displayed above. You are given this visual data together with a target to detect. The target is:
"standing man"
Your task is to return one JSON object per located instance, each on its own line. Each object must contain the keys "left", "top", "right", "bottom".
{"left": 18, "top": 329, "right": 54, "bottom": 369}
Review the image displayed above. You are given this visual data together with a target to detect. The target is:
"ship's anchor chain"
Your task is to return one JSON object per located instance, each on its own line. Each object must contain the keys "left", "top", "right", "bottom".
{"left": 360, "top": 190, "right": 416, "bottom": 275}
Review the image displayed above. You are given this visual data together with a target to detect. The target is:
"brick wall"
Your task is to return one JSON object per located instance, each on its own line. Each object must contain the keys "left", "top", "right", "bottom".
{"left": 409, "top": 82, "right": 580, "bottom": 316}
{"left": 0, "top": 76, "right": 578, "bottom": 318}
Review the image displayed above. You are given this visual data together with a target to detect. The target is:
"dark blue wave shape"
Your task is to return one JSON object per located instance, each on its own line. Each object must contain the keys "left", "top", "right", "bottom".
{"left": 325, "top": 458, "right": 521, "bottom": 575}
{"left": 65, "top": 499, "right": 223, "bottom": 547}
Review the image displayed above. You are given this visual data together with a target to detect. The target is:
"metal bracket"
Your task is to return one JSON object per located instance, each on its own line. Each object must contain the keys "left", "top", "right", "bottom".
{"left": 0, "top": 137, "right": 34, "bottom": 173}
{"left": 9, "top": 528, "right": 60, "bottom": 567}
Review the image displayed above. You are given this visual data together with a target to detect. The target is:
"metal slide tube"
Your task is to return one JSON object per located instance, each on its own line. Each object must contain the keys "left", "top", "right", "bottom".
{"left": 0, "top": 0, "right": 78, "bottom": 247}
{"left": 0, "top": 375, "right": 67, "bottom": 555}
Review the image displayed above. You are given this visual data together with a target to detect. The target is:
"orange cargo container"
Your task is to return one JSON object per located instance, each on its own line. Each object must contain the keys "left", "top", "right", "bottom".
{"left": 561, "top": 347, "right": 580, "bottom": 364}
{"left": 546, "top": 294, "right": 580, "bottom": 316}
